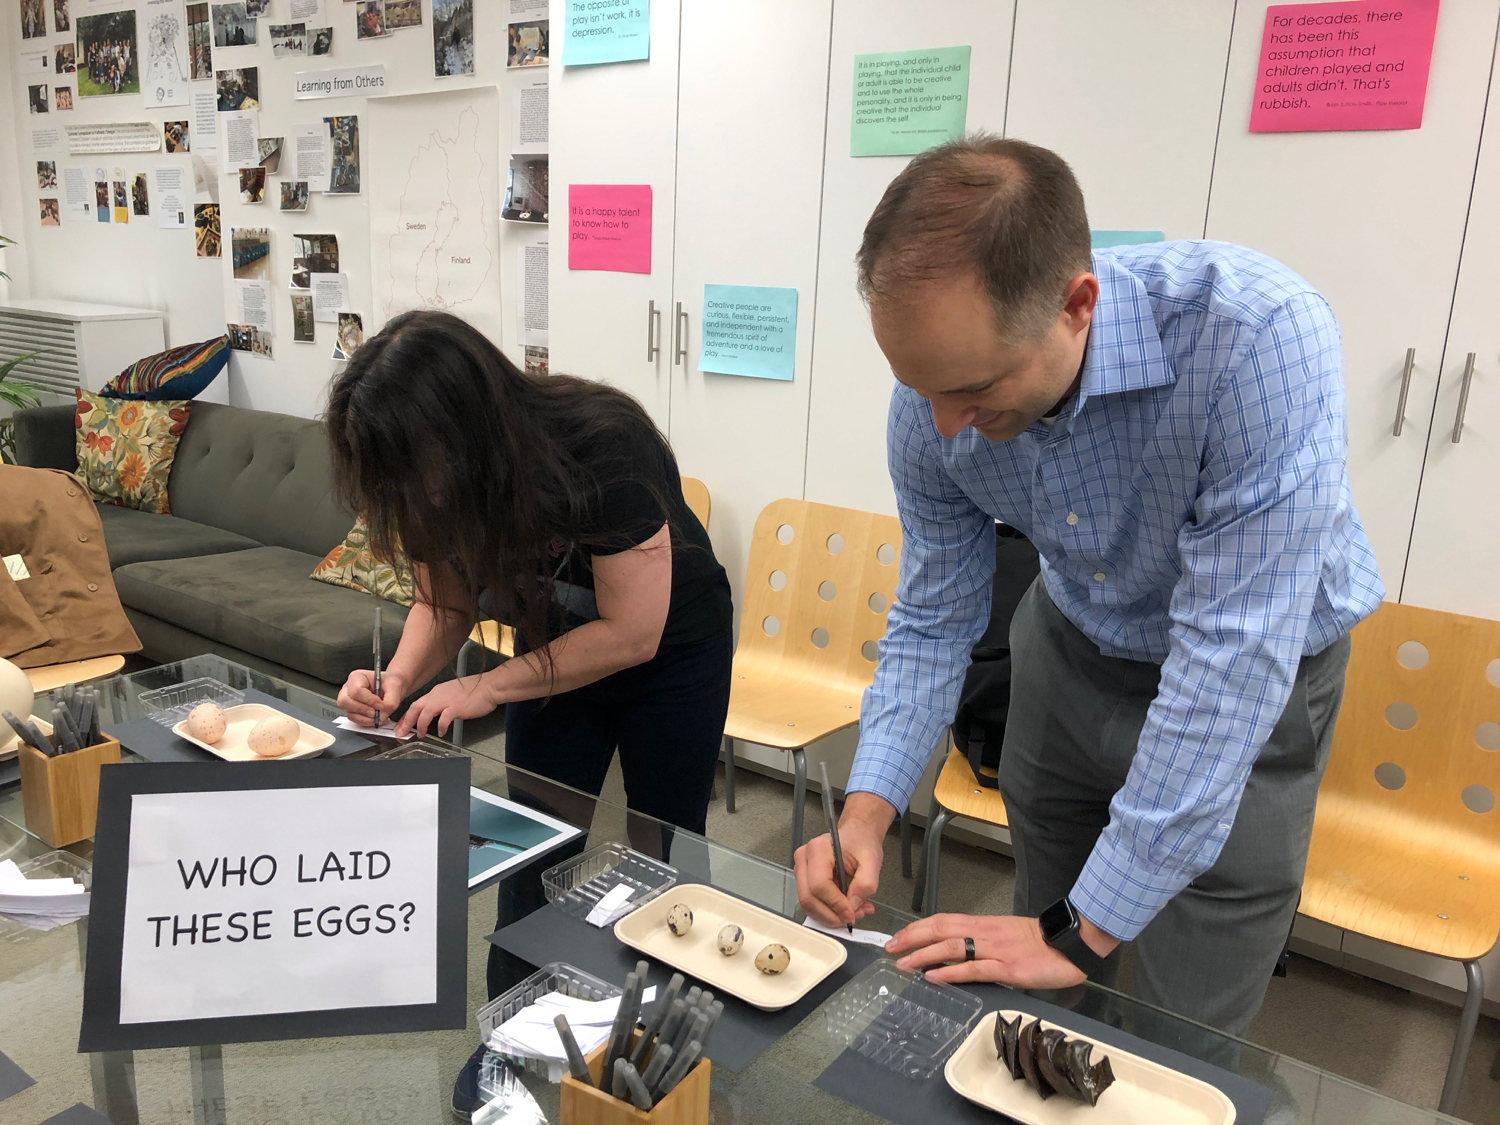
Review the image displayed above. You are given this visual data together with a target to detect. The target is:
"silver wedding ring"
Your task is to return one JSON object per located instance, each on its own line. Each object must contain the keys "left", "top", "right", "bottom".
{"left": 964, "top": 936, "right": 976, "bottom": 962}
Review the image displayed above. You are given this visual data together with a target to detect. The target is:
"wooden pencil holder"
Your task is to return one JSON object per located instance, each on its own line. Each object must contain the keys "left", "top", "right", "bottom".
{"left": 560, "top": 1031, "right": 711, "bottom": 1125}
{"left": 18, "top": 736, "right": 121, "bottom": 847}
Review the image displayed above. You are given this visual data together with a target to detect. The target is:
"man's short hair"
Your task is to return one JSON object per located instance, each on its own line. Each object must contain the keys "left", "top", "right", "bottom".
{"left": 856, "top": 134, "right": 1092, "bottom": 340}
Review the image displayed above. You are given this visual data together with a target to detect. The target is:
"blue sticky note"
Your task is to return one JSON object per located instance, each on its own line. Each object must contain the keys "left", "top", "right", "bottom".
{"left": 699, "top": 285, "right": 798, "bottom": 382}
{"left": 1090, "top": 230, "right": 1164, "bottom": 248}
{"left": 563, "top": 0, "right": 650, "bottom": 66}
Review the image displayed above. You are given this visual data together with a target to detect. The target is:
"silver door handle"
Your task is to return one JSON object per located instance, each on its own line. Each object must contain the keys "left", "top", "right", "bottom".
{"left": 1392, "top": 347, "right": 1416, "bottom": 436}
{"left": 674, "top": 302, "right": 688, "bottom": 365}
{"left": 1451, "top": 352, "right": 1477, "bottom": 444}
{"left": 646, "top": 300, "right": 661, "bottom": 361}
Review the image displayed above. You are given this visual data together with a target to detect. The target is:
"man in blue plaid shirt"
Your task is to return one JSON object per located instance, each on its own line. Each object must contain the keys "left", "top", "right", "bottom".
{"left": 795, "top": 136, "right": 1383, "bottom": 1035}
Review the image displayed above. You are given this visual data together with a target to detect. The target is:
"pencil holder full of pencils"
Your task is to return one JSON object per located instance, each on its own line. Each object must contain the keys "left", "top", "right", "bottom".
{"left": 18, "top": 735, "right": 120, "bottom": 847}
{"left": 560, "top": 1030, "right": 711, "bottom": 1125}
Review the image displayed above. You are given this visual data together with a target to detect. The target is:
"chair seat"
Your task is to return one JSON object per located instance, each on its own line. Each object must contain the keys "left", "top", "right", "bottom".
{"left": 469, "top": 620, "right": 515, "bottom": 657}
{"left": 933, "top": 748, "right": 1009, "bottom": 828}
{"left": 25, "top": 655, "right": 126, "bottom": 693}
{"left": 724, "top": 665, "right": 861, "bottom": 749}
{"left": 1302, "top": 794, "right": 1500, "bottom": 962}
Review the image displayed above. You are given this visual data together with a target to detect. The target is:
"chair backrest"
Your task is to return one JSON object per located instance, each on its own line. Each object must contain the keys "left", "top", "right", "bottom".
{"left": 1319, "top": 601, "right": 1500, "bottom": 848}
{"left": 680, "top": 476, "right": 711, "bottom": 529}
{"left": 735, "top": 498, "right": 902, "bottom": 693}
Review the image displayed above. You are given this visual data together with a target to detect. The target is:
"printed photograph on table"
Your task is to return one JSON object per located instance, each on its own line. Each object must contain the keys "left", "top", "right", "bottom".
{"left": 39, "top": 198, "right": 60, "bottom": 226}
{"left": 506, "top": 19, "right": 546, "bottom": 67}
{"left": 325, "top": 115, "right": 359, "bottom": 193}
{"left": 257, "top": 136, "right": 282, "bottom": 174}
{"left": 231, "top": 226, "right": 269, "bottom": 279}
{"left": 385, "top": 0, "right": 418, "bottom": 28}
{"left": 131, "top": 173, "right": 149, "bottom": 216}
{"left": 269, "top": 22, "right": 305, "bottom": 55}
{"left": 112, "top": 178, "right": 127, "bottom": 223}
{"left": 186, "top": 2, "right": 211, "bottom": 77}
{"left": 20, "top": 0, "right": 43, "bottom": 38}
{"left": 54, "top": 86, "right": 72, "bottom": 110}
{"left": 310, "top": 25, "right": 332, "bottom": 54}
{"left": 51, "top": 0, "right": 66, "bottom": 32}
{"left": 292, "top": 293, "right": 314, "bottom": 341}
{"left": 54, "top": 42, "right": 74, "bottom": 72}
{"left": 76, "top": 10, "right": 140, "bottom": 96}
{"left": 37, "top": 160, "right": 56, "bottom": 189}
{"left": 194, "top": 202, "right": 221, "bottom": 256}
{"left": 215, "top": 66, "right": 258, "bottom": 110}
{"left": 210, "top": 2, "right": 253, "bottom": 47}
{"left": 238, "top": 167, "right": 266, "bottom": 204}
{"left": 355, "top": 0, "right": 385, "bottom": 39}
{"left": 332, "top": 312, "right": 363, "bottom": 361}
{"left": 290, "top": 232, "right": 338, "bottom": 287}
{"left": 94, "top": 178, "right": 109, "bottom": 222}
{"left": 280, "top": 181, "right": 309, "bottom": 211}
{"left": 502, "top": 154, "right": 547, "bottom": 223}
{"left": 431, "top": 0, "right": 471, "bottom": 75}
{"left": 164, "top": 119, "right": 189, "bottom": 152}
{"left": 27, "top": 84, "right": 48, "bottom": 113}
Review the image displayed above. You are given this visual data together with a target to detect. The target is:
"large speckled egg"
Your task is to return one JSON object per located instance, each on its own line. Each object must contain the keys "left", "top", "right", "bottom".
{"left": 665, "top": 903, "right": 694, "bottom": 936}
{"left": 717, "top": 924, "right": 744, "bottom": 956}
{"left": 755, "top": 943, "right": 790, "bottom": 975}
{"left": 246, "top": 714, "right": 300, "bottom": 757}
{"left": 185, "top": 702, "right": 227, "bottom": 744}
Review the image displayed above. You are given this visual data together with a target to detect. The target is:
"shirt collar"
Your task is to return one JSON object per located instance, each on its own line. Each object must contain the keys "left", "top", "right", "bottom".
{"left": 1070, "top": 251, "right": 1176, "bottom": 417}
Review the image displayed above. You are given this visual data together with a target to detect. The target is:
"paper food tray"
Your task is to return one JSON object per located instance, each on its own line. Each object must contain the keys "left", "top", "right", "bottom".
{"left": 172, "top": 703, "right": 331, "bottom": 761}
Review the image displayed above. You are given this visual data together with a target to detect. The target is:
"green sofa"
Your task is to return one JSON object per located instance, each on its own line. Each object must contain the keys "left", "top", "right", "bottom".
{"left": 15, "top": 401, "right": 408, "bottom": 695}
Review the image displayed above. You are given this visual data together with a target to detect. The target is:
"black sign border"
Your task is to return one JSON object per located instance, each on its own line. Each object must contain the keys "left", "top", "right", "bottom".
{"left": 79, "top": 757, "right": 470, "bottom": 1053}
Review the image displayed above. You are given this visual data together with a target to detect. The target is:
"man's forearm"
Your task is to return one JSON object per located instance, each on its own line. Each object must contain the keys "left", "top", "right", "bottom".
{"left": 839, "top": 791, "right": 898, "bottom": 838}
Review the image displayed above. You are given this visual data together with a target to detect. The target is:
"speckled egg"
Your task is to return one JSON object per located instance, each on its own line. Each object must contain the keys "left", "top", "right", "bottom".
{"left": 246, "top": 714, "right": 300, "bottom": 757}
{"left": 185, "top": 702, "right": 227, "bottom": 744}
{"left": 716, "top": 924, "right": 744, "bottom": 956}
{"left": 755, "top": 942, "right": 790, "bottom": 975}
{"left": 665, "top": 903, "right": 694, "bottom": 936}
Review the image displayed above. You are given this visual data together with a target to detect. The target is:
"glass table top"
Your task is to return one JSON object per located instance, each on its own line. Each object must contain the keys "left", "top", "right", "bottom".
{"left": 0, "top": 655, "right": 1465, "bottom": 1125}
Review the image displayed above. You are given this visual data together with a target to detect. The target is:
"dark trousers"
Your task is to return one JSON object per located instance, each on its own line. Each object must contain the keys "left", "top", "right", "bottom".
{"left": 999, "top": 578, "right": 1350, "bottom": 1037}
{"left": 486, "top": 633, "right": 733, "bottom": 999}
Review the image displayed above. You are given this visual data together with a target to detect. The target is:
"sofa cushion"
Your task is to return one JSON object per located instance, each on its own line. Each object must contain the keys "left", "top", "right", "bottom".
{"left": 112, "top": 546, "right": 410, "bottom": 685}
{"left": 95, "top": 503, "right": 262, "bottom": 569}
{"left": 102, "top": 335, "right": 230, "bottom": 400}
{"left": 74, "top": 391, "right": 193, "bottom": 515}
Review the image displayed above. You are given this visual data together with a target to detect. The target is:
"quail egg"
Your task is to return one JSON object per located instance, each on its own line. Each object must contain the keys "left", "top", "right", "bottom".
{"left": 246, "top": 714, "right": 301, "bottom": 757}
{"left": 666, "top": 903, "right": 694, "bottom": 936}
{"left": 185, "top": 702, "right": 227, "bottom": 744}
{"left": 755, "top": 942, "right": 791, "bottom": 975}
{"left": 716, "top": 923, "right": 744, "bottom": 956}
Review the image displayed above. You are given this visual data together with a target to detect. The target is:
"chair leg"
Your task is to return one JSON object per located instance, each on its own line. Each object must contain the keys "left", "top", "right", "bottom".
{"left": 450, "top": 639, "right": 477, "bottom": 749}
{"left": 721, "top": 735, "right": 737, "bottom": 813}
{"left": 911, "top": 790, "right": 946, "bottom": 915}
{"left": 1439, "top": 959, "right": 1485, "bottom": 1114}
{"left": 900, "top": 805, "right": 913, "bottom": 879}
{"left": 790, "top": 747, "right": 807, "bottom": 870}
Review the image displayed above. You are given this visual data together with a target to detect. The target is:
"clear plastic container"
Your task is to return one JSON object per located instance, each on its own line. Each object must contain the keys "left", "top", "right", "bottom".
{"left": 540, "top": 842, "right": 677, "bottom": 925}
{"left": 139, "top": 678, "right": 246, "bottom": 728}
{"left": 369, "top": 740, "right": 463, "bottom": 760}
{"left": 822, "top": 958, "right": 984, "bottom": 1078}
{"left": 476, "top": 961, "right": 623, "bottom": 1079}
{"left": 18, "top": 849, "right": 92, "bottom": 891}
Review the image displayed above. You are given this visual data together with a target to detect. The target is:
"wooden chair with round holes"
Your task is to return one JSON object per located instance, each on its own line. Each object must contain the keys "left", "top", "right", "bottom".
{"left": 721, "top": 498, "right": 901, "bottom": 867}
{"left": 1302, "top": 600, "right": 1500, "bottom": 1114}
{"left": 24, "top": 655, "right": 126, "bottom": 694}
{"left": 909, "top": 748, "right": 1009, "bottom": 916}
{"left": 451, "top": 477, "right": 711, "bottom": 749}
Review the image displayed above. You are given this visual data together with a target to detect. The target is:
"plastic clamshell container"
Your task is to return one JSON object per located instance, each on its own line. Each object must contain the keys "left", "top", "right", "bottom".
{"left": 476, "top": 961, "right": 623, "bottom": 1080}
{"left": 822, "top": 959, "right": 982, "bottom": 1078}
{"left": 614, "top": 882, "right": 847, "bottom": 1011}
{"left": 172, "top": 703, "right": 331, "bottom": 761}
{"left": 18, "top": 849, "right": 93, "bottom": 892}
{"left": 140, "top": 678, "right": 246, "bottom": 728}
{"left": 369, "top": 740, "right": 463, "bottom": 760}
{"left": 945, "top": 1011, "right": 1237, "bottom": 1125}
{"left": 541, "top": 841, "right": 678, "bottom": 924}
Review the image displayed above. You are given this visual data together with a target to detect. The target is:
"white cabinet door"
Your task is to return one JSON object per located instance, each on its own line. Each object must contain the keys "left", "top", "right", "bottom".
{"left": 1205, "top": 1, "right": 1500, "bottom": 595}
{"left": 803, "top": 2, "right": 1018, "bottom": 518}
{"left": 668, "top": 0, "right": 834, "bottom": 607}
{"left": 1004, "top": 0, "right": 1235, "bottom": 240}
{"left": 547, "top": 0, "right": 681, "bottom": 428}
{"left": 1401, "top": 40, "right": 1500, "bottom": 616}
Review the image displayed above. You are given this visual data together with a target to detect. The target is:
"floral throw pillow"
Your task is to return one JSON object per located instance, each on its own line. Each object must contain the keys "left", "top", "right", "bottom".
{"left": 310, "top": 518, "right": 416, "bottom": 607}
{"left": 73, "top": 390, "right": 192, "bottom": 515}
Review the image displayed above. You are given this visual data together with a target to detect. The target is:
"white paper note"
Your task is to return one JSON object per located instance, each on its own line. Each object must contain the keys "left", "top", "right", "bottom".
{"left": 290, "top": 0, "right": 322, "bottom": 19}
{"left": 584, "top": 882, "right": 634, "bottom": 927}
{"left": 62, "top": 166, "right": 92, "bottom": 220}
{"left": 802, "top": 916, "right": 895, "bottom": 947}
{"left": 292, "top": 122, "right": 330, "bottom": 192}
{"left": 332, "top": 716, "right": 414, "bottom": 740}
{"left": 191, "top": 153, "right": 219, "bottom": 203}
{"left": 235, "top": 279, "right": 272, "bottom": 330}
{"left": 18, "top": 50, "right": 48, "bottom": 74}
{"left": 192, "top": 90, "right": 218, "bottom": 148}
{"left": 310, "top": 272, "right": 350, "bottom": 323}
{"left": 31, "top": 127, "right": 62, "bottom": 152}
{"left": 154, "top": 165, "right": 189, "bottom": 228}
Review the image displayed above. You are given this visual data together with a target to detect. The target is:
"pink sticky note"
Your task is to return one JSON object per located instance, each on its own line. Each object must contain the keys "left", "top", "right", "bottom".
{"left": 1249, "top": 0, "right": 1439, "bottom": 133}
{"left": 567, "top": 184, "right": 653, "bottom": 274}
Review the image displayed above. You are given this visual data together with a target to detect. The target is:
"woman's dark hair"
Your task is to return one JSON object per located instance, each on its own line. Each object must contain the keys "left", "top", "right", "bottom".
{"left": 325, "top": 309, "right": 675, "bottom": 676}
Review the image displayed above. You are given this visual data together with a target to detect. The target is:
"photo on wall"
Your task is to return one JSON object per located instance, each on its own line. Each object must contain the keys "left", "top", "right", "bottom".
{"left": 54, "top": 42, "right": 74, "bottom": 73}
{"left": 165, "top": 119, "right": 189, "bottom": 152}
{"left": 215, "top": 66, "right": 258, "bottom": 110}
{"left": 112, "top": 177, "right": 128, "bottom": 223}
{"left": 52, "top": 0, "right": 67, "bottom": 32}
{"left": 20, "top": 0, "right": 44, "bottom": 38}
{"left": 524, "top": 345, "right": 547, "bottom": 376}
{"left": 76, "top": 10, "right": 140, "bottom": 96}
{"left": 292, "top": 293, "right": 314, "bottom": 341}
{"left": 186, "top": 2, "right": 211, "bottom": 78}
{"left": 231, "top": 226, "right": 269, "bottom": 278}
{"left": 309, "top": 25, "right": 332, "bottom": 54}
{"left": 132, "top": 173, "right": 149, "bottom": 216}
{"left": 257, "top": 136, "right": 282, "bottom": 174}
{"left": 280, "top": 181, "right": 309, "bottom": 211}
{"left": 94, "top": 178, "right": 109, "bottom": 222}
{"left": 333, "top": 312, "right": 363, "bottom": 361}
{"left": 238, "top": 166, "right": 266, "bottom": 204}
{"left": 502, "top": 154, "right": 547, "bottom": 223}
{"left": 269, "top": 22, "right": 305, "bottom": 56}
{"left": 36, "top": 160, "right": 56, "bottom": 189}
{"left": 40, "top": 198, "right": 60, "bottom": 226}
{"left": 384, "top": 0, "right": 419, "bottom": 29}
{"left": 241, "top": 0, "right": 266, "bottom": 16}
{"left": 325, "top": 115, "right": 359, "bottom": 193}
{"left": 227, "top": 324, "right": 271, "bottom": 358}
{"left": 431, "top": 0, "right": 471, "bottom": 76}
{"left": 194, "top": 202, "right": 221, "bottom": 256}
{"left": 355, "top": 0, "right": 385, "bottom": 39}
{"left": 55, "top": 86, "right": 73, "bottom": 110}
{"left": 290, "top": 232, "right": 337, "bottom": 288}
{"left": 27, "top": 84, "right": 48, "bottom": 113}
{"left": 506, "top": 19, "right": 546, "bottom": 67}
{"left": 210, "top": 2, "right": 253, "bottom": 47}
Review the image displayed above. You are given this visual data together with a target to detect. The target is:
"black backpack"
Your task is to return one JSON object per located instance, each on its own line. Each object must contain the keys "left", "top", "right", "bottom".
{"left": 950, "top": 524, "right": 1041, "bottom": 788}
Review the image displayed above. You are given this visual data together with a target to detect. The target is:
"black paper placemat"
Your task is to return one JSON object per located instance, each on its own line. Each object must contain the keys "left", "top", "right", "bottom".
{"left": 813, "top": 983, "right": 1273, "bottom": 1125}
{"left": 39, "top": 1103, "right": 114, "bottom": 1125}
{"left": 487, "top": 892, "right": 882, "bottom": 1072}
{"left": 0, "top": 1050, "right": 35, "bottom": 1101}
{"left": 105, "top": 689, "right": 372, "bottom": 763}
{"left": 0, "top": 760, "right": 17, "bottom": 789}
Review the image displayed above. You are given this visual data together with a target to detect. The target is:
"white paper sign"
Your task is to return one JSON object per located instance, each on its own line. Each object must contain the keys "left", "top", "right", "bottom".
{"left": 289, "top": 0, "right": 323, "bottom": 19}
{"left": 221, "top": 110, "right": 259, "bottom": 172}
{"left": 293, "top": 65, "right": 386, "bottom": 100}
{"left": 65, "top": 122, "right": 164, "bottom": 155}
{"left": 62, "top": 166, "right": 93, "bottom": 221}
{"left": 142, "top": 0, "right": 191, "bottom": 108}
{"left": 154, "top": 165, "right": 189, "bottom": 228}
{"left": 118, "top": 784, "right": 440, "bottom": 1024}
{"left": 192, "top": 90, "right": 218, "bottom": 148}
{"left": 310, "top": 272, "right": 350, "bottom": 323}
{"left": 292, "top": 122, "right": 330, "bottom": 192}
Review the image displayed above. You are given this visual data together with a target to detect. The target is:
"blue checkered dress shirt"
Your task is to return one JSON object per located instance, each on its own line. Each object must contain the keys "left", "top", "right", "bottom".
{"left": 848, "top": 241, "right": 1385, "bottom": 941}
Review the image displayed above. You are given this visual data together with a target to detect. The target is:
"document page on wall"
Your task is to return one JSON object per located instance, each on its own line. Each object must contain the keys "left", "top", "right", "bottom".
{"left": 563, "top": 0, "right": 648, "bottom": 65}
{"left": 850, "top": 45, "right": 970, "bottom": 157}
{"left": 154, "top": 165, "right": 189, "bottom": 228}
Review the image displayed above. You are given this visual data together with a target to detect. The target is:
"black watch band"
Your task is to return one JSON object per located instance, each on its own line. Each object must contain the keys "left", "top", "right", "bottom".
{"left": 1039, "top": 897, "right": 1108, "bottom": 979}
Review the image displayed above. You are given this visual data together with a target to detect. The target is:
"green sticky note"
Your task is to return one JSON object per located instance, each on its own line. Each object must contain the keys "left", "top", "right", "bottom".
{"left": 851, "top": 45, "right": 971, "bottom": 157}
{"left": 1090, "top": 230, "right": 1164, "bottom": 248}
{"left": 564, "top": 0, "right": 650, "bottom": 66}
{"left": 699, "top": 284, "right": 798, "bottom": 381}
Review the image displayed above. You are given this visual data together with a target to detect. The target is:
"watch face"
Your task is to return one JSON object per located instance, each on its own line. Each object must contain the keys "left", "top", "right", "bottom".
{"left": 1038, "top": 897, "right": 1077, "bottom": 944}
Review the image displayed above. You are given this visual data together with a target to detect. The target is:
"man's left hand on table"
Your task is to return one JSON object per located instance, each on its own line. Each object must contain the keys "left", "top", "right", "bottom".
{"left": 885, "top": 912, "right": 1119, "bottom": 988}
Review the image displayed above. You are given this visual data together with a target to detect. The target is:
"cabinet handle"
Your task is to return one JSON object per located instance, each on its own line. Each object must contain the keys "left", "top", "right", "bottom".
{"left": 1451, "top": 352, "right": 1477, "bottom": 444}
{"left": 646, "top": 300, "right": 661, "bottom": 362}
{"left": 674, "top": 302, "right": 688, "bottom": 366}
{"left": 1392, "top": 347, "right": 1416, "bottom": 436}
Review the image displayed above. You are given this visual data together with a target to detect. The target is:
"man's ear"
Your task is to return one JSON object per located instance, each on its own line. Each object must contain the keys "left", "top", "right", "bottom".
{"left": 1060, "top": 272, "right": 1099, "bottom": 334}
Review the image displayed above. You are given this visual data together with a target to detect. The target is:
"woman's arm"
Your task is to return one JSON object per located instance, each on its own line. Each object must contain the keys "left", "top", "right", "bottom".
{"left": 396, "top": 523, "right": 672, "bottom": 738}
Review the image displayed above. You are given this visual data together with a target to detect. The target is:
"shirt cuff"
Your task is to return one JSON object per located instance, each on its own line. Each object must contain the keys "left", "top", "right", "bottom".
{"left": 845, "top": 739, "right": 932, "bottom": 814}
{"left": 1068, "top": 817, "right": 1231, "bottom": 942}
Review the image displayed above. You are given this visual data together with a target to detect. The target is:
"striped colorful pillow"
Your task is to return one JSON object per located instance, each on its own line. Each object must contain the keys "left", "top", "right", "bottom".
{"left": 102, "top": 336, "right": 230, "bottom": 401}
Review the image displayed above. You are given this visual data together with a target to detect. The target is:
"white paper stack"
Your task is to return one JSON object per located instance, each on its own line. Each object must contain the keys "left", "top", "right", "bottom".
{"left": 487, "top": 986, "right": 655, "bottom": 1082}
{"left": 0, "top": 859, "right": 91, "bottom": 931}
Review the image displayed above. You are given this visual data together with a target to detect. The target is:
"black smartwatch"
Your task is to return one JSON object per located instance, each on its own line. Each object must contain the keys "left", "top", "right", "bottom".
{"left": 1039, "top": 897, "right": 1108, "bottom": 979}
